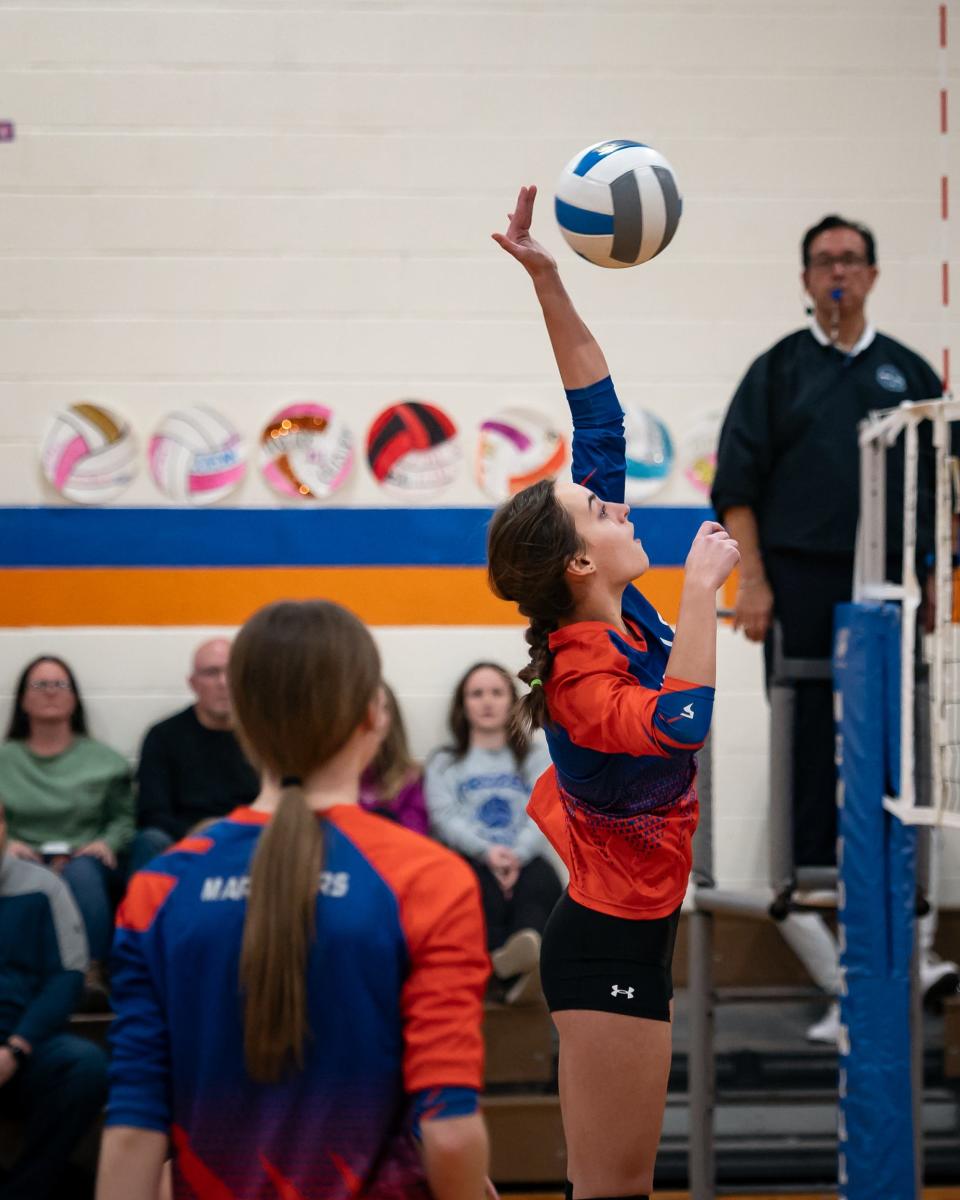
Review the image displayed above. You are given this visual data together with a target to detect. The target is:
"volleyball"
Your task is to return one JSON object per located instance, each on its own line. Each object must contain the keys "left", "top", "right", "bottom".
{"left": 367, "top": 400, "right": 461, "bottom": 498}
{"left": 260, "top": 403, "right": 354, "bottom": 499}
{"left": 623, "top": 406, "right": 675, "bottom": 502}
{"left": 476, "top": 407, "right": 568, "bottom": 501}
{"left": 554, "top": 139, "right": 682, "bottom": 269}
{"left": 680, "top": 412, "right": 722, "bottom": 498}
{"left": 148, "top": 406, "right": 246, "bottom": 505}
{"left": 39, "top": 402, "right": 137, "bottom": 504}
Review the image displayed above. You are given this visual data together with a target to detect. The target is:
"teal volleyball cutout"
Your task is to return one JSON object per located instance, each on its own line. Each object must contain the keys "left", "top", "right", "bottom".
{"left": 624, "top": 406, "right": 674, "bottom": 503}
{"left": 555, "top": 139, "right": 682, "bottom": 269}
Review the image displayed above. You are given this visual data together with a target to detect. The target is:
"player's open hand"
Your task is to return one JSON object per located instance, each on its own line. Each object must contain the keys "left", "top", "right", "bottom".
{"left": 684, "top": 521, "right": 740, "bottom": 593}
{"left": 491, "top": 185, "right": 557, "bottom": 277}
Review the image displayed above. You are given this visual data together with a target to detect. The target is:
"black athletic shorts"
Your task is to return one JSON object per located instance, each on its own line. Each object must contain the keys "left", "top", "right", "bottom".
{"left": 540, "top": 891, "right": 681, "bottom": 1021}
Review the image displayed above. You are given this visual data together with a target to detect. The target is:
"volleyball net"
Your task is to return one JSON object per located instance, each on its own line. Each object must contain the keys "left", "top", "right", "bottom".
{"left": 834, "top": 394, "right": 956, "bottom": 1200}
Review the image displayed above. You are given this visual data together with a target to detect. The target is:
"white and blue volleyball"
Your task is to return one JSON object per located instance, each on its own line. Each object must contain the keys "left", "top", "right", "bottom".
{"left": 555, "top": 140, "right": 682, "bottom": 269}
{"left": 624, "top": 406, "right": 674, "bottom": 503}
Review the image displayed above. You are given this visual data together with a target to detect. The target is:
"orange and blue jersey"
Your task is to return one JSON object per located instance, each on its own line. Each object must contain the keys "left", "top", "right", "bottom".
{"left": 106, "top": 804, "right": 489, "bottom": 1199}
{"left": 528, "top": 376, "right": 712, "bottom": 920}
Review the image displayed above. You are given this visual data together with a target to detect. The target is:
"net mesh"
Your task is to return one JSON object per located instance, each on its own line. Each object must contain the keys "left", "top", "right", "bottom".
{"left": 855, "top": 396, "right": 960, "bottom": 828}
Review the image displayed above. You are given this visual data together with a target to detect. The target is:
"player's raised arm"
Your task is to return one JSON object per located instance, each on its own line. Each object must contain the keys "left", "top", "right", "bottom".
{"left": 493, "top": 185, "right": 608, "bottom": 392}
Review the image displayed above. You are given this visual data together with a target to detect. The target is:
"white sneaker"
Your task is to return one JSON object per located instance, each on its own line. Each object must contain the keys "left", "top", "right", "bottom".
{"left": 490, "top": 928, "right": 541, "bottom": 980}
{"left": 805, "top": 1001, "right": 841, "bottom": 1045}
{"left": 920, "top": 957, "right": 960, "bottom": 1008}
{"left": 505, "top": 966, "right": 545, "bottom": 1006}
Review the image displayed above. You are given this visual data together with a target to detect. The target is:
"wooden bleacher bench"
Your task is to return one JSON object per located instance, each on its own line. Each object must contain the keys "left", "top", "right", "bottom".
{"left": 482, "top": 999, "right": 564, "bottom": 1186}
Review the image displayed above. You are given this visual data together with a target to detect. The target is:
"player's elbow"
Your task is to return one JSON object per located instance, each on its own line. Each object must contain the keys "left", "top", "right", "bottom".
{"left": 653, "top": 728, "right": 708, "bottom": 756}
{"left": 651, "top": 697, "right": 713, "bottom": 755}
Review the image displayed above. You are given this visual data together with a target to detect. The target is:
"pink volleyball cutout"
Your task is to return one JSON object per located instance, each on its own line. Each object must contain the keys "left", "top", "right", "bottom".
{"left": 39, "top": 402, "right": 137, "bottom": 504}
{"left": 260, "top": 403, "right": 354, "bottom": 499}
{"left": 148, "top": 406, "right": 247, "bottom": 505}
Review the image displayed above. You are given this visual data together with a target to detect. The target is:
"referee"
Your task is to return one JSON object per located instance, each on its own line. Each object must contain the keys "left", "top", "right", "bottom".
{"left": 712, "top": 214, "right": 958, "bottom": 1041}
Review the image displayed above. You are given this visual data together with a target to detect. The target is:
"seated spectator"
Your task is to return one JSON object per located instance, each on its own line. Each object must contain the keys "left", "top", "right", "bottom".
{"left": 130, "top": 638, "right": 258, "bottom": 872}
{"left": 0, "top": 656, "right": 133, "bottom": 1004}
{"left": 358, "top": 683, "right": 428, "bottom": 834}
{"left": 0, "top": 801, "right": 108, "bottom": 1199}
{"left": 426, "top": 661, "right": 561, "bottom": 1002}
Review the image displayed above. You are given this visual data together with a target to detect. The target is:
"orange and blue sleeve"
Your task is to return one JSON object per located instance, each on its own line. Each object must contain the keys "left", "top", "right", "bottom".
{"left": 398, "top": 854, "right": 488, "bottom": 1101}
{"left": 105, "top": 870, "right": 178, "bottom": 1132}
{"left": 551, "top": 643, "right": 714, "bottom": 757}
{"left": 567, "top": 376, "right": 626, "bottom": 505}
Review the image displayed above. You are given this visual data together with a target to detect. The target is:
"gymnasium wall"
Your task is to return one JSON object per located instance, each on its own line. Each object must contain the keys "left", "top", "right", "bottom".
{"left": 1, "top": 1, "right": 957, "bottom": 897}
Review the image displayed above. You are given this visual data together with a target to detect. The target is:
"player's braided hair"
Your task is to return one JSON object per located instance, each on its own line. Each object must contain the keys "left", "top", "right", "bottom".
{"left": 487, "top": 478, "right": 582, "bottom": 735}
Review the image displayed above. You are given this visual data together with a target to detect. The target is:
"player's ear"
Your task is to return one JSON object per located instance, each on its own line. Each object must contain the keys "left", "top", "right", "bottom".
{"left": 565, "top": 553, "right": 595, "bottom": 581}
{"left": 363, "top": 686, "right": 389, "bottom": 737}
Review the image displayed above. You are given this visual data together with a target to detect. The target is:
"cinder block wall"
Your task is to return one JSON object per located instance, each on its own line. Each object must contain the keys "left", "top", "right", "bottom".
{"left": 0, "top": 2, "right": 956, "bottom": 900}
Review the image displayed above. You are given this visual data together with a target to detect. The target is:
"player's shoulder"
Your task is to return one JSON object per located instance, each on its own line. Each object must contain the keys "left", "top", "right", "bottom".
{"left": 118, "top": 814, "right": 252, "bottom": 933}
{"left": 550, "top": 621, "right": 633, "bottom": 673}
{"left": 330, "top": 806, "right": 476, "bottom": 896}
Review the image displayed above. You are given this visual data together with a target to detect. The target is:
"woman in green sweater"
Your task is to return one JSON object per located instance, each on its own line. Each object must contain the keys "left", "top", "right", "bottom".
{"left": 0, "top": 656, "right": 134, "bottom": 991}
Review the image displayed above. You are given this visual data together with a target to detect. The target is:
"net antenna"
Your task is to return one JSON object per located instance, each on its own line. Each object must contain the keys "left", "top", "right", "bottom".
{"left": 854, "top": 394, "right": 960, "bottom": 827}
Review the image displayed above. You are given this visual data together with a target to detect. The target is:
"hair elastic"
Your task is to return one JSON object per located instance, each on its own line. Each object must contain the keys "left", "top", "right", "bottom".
{"left": 281, "top": 775, "right": 302, "bottom": 788}
{"left": 530, "top": 678, "right": 543, "bottom": 689}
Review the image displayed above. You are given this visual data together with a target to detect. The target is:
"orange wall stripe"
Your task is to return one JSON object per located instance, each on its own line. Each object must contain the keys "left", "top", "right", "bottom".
{"left": 0, "top": 566, "right": 687, "bottom": 627}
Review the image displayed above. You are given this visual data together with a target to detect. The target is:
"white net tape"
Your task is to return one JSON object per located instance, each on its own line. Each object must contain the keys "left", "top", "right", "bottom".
{"left": 855, "top": 397, "right": 960, "bottom": 828}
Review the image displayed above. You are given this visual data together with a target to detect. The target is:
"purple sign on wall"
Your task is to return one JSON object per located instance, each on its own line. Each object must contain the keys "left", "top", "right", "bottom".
{"left": 0, "top": 122, "right": 14, "bottom": 142}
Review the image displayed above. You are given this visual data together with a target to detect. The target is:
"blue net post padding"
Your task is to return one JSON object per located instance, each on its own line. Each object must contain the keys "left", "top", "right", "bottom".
{"left": 833, "top": 602, "right": 917, "bottom": 1200}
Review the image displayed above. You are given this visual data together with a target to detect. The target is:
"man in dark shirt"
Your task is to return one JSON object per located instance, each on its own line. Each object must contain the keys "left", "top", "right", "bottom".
{"left": 129, "top": 638, "right": 259, "bottom": 872}
{"left": 712, "top": 214, "right": 955, "bottom": 1040}
{"left": 0, "top": 804, "right": 107, "bottom": 1197}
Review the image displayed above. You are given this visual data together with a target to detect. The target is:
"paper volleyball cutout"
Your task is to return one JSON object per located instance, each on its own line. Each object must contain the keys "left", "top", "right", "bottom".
{"left": 623, "top": 407, "right": 674, "bottom": 503}
{"left": 148, "top": 406, "right": 246, "bottom": 505}
{"left": 40, "top": 402, "right": 137, "bottom": 504}
{"left": 680, "top": 412, "right": 722, "bottom": 498}
{"left": 367, "top": 401, "right": 461, "bottom": 498}
{"left": 260, "top": 403, "right": 354, "bottom": 500}
{"left": 476, "top": 407, "right": 568, "bottom": 501}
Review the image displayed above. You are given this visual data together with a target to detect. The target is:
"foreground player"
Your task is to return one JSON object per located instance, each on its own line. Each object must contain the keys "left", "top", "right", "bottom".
{"left": 488, "top": 187, "right": 739, "bottom": 1200}
{"left": 96, "top": 600, "right": 490, "bottom": 1200}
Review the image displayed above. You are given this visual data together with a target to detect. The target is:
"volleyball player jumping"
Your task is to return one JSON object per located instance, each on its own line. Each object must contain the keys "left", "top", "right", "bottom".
{"left": 96, "top": 600, "right": 491, "bottom": 1200}
{"left": 488, "top": 186, "right": 739, "bottom": 1200}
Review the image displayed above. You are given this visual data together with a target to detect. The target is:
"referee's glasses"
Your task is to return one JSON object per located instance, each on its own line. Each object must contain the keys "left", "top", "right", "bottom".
{"left": 808, "top": 252, "right": 868, "bottom": 271}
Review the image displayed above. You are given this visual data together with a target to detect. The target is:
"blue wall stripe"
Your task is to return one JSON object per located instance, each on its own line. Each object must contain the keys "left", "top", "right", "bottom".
{"left": 0, "top": 506, "right": 713, "bottom": 568}
{"left": 554, "top": 198, "right": 615, "bottom": 236}
{"left": 572, "top": 139, "right": 644, "bottom": 177}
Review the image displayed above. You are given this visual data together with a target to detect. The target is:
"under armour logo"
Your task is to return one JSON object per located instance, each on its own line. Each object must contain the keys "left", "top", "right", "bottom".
{"left": 611, "top": 985, "right": 634, "bottom": 999}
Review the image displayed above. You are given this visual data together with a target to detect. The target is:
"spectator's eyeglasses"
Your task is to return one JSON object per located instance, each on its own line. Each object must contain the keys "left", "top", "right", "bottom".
{"left": 195, "top": 667, "right": 228, "bottom": 679}
{"left": 807, "top": 253, "right": 869, "bottom": 271}
{"left": 27, "top": 680, "right": 72, "bottom": 692}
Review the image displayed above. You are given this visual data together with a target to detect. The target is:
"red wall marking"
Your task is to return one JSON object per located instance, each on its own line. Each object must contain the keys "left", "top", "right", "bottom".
{"left": 943, "top": 261, "right": 951, "bottom": 307}
{"left": 941, "top": 3, "right": 948, "bottom": 48}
